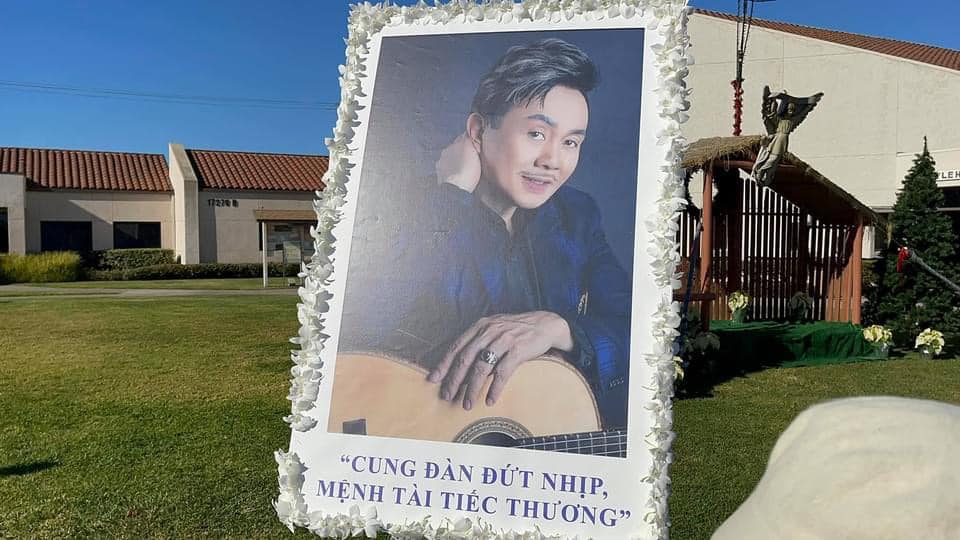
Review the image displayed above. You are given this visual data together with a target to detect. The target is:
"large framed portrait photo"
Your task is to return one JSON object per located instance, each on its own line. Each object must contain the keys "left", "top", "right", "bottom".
{"left": 278, "top": 2, "right": 691, "bottom": 538}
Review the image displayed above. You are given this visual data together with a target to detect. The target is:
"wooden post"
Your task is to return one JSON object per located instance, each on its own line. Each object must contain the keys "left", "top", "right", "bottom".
{"left": 826, "top": 226, "right": 839, "bottom": 321}
{"left": 835, "top": 226, "right": 849, "bottom": 322}
{"left": 851, "top": 217, "right": 864, "bottom": 324}
{"left": 699, "top": 164, "right": 714, "bottom": 293}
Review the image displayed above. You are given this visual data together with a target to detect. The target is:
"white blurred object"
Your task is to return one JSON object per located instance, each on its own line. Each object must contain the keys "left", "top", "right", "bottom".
{"left": 713, "top": 396, "right": 960, "bottom": 540}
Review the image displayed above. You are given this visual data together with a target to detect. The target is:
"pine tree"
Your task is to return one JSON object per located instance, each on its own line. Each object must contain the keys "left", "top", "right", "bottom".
{"left": 869, "top": 138, "right": 960, "bottom": 352}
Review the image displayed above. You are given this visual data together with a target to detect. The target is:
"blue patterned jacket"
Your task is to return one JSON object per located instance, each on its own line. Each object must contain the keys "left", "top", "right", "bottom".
{"left": 341, "top": 183, "right": 632, "bottom": 428}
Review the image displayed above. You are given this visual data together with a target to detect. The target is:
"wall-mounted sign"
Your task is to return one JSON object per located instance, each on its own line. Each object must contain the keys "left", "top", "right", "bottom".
{"left": 207, "top": 198, "right": 238, "bottom": 207}
{"left": 282, "top": 241, "right": 301, "bottom": 263}
{"left": 938, "top": 170, "right": 960, "bottom": 183}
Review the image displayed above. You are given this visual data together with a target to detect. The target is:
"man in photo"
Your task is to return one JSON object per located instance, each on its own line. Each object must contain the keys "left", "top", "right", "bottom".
{"left": 343, "top": 38, "right": 632, "bottom": 429}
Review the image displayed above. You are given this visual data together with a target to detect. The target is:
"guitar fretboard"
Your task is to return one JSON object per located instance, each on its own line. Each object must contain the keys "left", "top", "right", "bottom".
{"left": 513, "top": 429, "right": 626, "bottom": 458}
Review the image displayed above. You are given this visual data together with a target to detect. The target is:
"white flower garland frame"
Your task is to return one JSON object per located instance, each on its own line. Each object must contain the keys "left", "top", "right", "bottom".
{"left": 276, "top": 1, "right": 691, "bottom": 538}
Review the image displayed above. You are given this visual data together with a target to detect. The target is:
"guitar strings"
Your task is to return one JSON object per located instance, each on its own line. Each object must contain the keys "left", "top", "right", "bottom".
{"left": 514, "top": 430, "right": 627, "bottom": 456}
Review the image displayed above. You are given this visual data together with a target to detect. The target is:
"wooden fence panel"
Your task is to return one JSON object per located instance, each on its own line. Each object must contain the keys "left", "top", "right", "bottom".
{"left": 676, "top": 176, "right": 858, "bottom": 322}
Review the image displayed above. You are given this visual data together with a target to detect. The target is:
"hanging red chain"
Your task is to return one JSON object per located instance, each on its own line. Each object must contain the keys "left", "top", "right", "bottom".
{"left": 731, "top": 79, "right": 744, "bottom": 136}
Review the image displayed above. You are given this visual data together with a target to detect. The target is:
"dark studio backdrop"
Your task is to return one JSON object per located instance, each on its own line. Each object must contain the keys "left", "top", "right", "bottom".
{"left": 354, "top": 28, "right": 643, "bottom": 268}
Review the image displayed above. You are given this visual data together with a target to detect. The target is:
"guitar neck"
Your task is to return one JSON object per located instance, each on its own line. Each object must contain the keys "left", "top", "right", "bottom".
{"left": 513, "top": 429, "right": 626, "bottom": 458}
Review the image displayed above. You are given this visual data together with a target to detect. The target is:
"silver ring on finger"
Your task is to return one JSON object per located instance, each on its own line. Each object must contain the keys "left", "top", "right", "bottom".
{"left": 479, "top": 349, "right": 499, "bottom": 367}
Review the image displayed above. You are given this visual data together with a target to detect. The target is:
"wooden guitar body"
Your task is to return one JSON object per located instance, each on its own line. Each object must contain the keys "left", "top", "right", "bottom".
{"left": 328, "top": 353, "right": 601, "bottom": 445}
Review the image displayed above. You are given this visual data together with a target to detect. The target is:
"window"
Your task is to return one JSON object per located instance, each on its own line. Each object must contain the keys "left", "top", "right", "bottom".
{"left": 0, "top": 208, "right": 7, "bottom": 253}
{"left": 41, "top": 221, "right": 92, "bottom": 253}
{"left": 869, "top": 212, "right": 892, "bottom": 258}
{"left": 113, "top": 222, "right": 161, "bottom": 249}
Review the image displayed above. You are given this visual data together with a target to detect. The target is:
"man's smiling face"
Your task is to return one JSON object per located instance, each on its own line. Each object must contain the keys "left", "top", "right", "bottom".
{"left": 477, "top": 85, "right": 589, "bottom": 209}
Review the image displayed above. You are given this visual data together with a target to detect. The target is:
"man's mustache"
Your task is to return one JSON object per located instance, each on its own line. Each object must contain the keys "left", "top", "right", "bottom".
{"left": 521, "top": 172, "right": 557, "bottom": 183}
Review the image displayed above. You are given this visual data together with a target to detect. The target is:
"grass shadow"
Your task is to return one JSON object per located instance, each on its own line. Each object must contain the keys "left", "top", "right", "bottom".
{"left": 0, "top": 460, "right": 60, "bottom": 477}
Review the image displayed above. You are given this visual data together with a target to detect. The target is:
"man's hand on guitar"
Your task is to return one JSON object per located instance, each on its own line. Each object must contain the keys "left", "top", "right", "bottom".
{"left": 427, "top": 311, "right": 574, "bottom": 411}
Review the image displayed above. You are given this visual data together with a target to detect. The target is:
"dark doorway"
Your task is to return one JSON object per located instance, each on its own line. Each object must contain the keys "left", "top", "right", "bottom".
{"left": 0, "top": 208, "right": 8, "bottom": 253}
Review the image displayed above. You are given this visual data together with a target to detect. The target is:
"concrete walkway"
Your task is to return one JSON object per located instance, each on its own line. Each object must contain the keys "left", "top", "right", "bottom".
{"left": 0, "top": 283, "right": 300, "bottom": 300}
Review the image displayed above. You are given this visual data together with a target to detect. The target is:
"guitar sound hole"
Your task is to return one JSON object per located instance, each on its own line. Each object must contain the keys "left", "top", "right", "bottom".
{"left": 454, "top": 417, "right": 532, "bottom": 447}
{"left": 469, "top": 432, "right": 519, "bottom": 447}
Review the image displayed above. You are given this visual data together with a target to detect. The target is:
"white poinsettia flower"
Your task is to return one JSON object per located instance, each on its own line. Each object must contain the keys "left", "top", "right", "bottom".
{"left": 727, "top": 291, "right": 750, "bottom": 311}
{"left": 863, "top": 324, "right": 893, "bottom": 345}
{"left": 915, "top": 328, "right": 945, "bottom": 354}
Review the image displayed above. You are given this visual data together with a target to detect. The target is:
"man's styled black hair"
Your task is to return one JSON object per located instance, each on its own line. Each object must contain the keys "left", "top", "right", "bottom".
{"left": 470, "top": 38, "right": 599, "bottom": 128}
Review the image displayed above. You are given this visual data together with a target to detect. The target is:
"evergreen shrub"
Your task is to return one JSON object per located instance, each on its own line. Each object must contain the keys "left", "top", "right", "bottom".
{"left": 90, "top": 248, "right": 175, "bottom": 270}
{"left": 87, "top": 262, "right": 300, "bottom": 281}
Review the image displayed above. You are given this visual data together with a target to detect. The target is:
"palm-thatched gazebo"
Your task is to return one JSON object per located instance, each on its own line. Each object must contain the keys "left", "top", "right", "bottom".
{"left": 678, "top": 135, "right": 880, "bottom": 324}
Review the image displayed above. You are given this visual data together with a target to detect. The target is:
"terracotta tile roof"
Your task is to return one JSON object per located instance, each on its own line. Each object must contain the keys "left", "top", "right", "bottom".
{"left": 0, "top": 147, "right": 171, "bottom": 191}
{"left": 693, "top": 9, "right": 960, "bottom": 72}
{"left": 186, "top": 149, "right": 327, "bottom": 192}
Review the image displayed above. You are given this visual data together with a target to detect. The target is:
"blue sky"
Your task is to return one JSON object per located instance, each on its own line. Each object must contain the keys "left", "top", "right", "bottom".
{"left": 1, "top": 0, "right": 956, "bottom": 156}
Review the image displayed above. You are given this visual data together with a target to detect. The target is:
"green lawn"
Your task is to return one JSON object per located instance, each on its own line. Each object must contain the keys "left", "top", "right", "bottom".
{"left": 24, "top": 277, "right": 295, "bottom": 290}
{"left": 2, "top": 296, "right": 958, "bottom": 538}
{"left": 0, "top": 296, "right": 307, "bottom": 538}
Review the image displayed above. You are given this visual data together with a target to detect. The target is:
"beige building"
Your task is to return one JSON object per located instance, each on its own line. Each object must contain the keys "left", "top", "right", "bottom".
{"left": 685, "top": 9, "right": 960, "bottom": 256}
{"left": 0, "top": 145, "right": 325, "bottom": 264}
{"left": 170, "top": 144, "right": 324, "bottom": 264}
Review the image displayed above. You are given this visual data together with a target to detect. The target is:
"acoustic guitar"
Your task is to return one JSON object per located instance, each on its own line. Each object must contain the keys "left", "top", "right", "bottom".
{"left": 327, "top": 353, "right": 626, "bottom": 457}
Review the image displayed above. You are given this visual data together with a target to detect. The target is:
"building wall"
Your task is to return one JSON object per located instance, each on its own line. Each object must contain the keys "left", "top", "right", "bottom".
{"left": 23, "top": 190, "right": 173, "bottom": 253}
{"left": 197, "top": 190, "right": 316, "bottom": 263}
{"left": 169, "top": 143, "right": 200, "bottom": 264}
{"left": 685, "top": 14, "right": 960, "bottom": 210}
{"left": 0, "top": 174, "right": 27, "bottom": 254}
